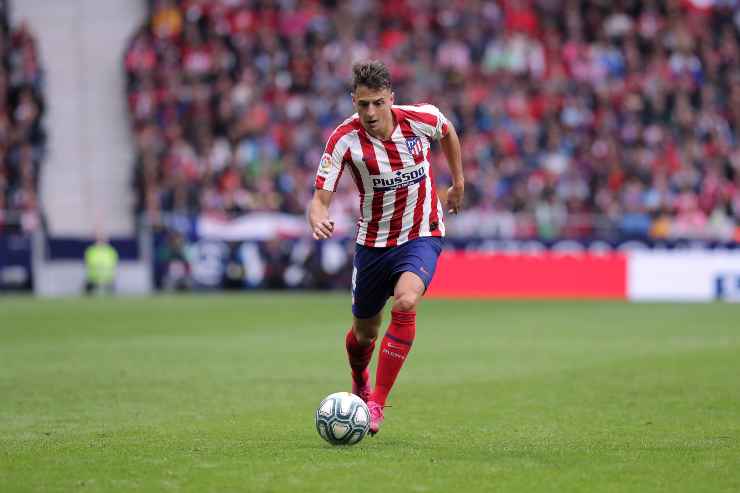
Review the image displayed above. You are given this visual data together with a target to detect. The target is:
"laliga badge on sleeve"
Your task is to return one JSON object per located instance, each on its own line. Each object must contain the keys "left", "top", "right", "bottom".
{"left": 320, "top": 153, "right": 332, "bottom": 173}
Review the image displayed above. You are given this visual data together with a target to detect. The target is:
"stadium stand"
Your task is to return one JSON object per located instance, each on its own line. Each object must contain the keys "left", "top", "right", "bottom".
{"left": 0, "top": 1, "right": 45, "bottom": 233}
{"left": 126, "top": 0, "right": 740, "bottom": 242}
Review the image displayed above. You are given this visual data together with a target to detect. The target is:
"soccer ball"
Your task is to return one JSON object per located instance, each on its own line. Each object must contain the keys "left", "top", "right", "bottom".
{"left": 315, "top": 392, "right": 370, "bottom": 445}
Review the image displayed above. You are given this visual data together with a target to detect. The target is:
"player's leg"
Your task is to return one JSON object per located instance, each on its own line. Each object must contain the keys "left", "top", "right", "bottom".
{"left": 370, "top": 271, "right": 423, "bottom": 405}
{"left": 368, "top": 237, "right": 443, "bottom": 435}
{"left": 346, "top": 244, "right": 392, "bottom": 402}
{"left": 391, "top": 271, "right": 426, "bottom": 312}
{"left": 346, "top": 312, "right": 382, "bottom": 402}
{"left": 352, "top": 312, "right": 382, "bottom": 343}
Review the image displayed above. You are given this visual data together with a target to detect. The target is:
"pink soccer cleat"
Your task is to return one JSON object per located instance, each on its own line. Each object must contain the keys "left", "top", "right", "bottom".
{"left": 367, "top": 400, "right": 385, "bottom": 436}
{"left": 352, "top": 380, "right": 372, "bottom": 404}
{"left": 352, "top": 369, "right": 371, "bottom": 403}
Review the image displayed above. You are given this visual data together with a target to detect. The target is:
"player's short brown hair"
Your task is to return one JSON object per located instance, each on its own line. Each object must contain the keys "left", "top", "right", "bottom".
{"left": 352, "top": 60, "right": 391, "bottom": 92}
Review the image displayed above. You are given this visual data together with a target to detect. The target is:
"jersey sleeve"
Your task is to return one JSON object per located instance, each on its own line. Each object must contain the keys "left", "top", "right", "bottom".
{"left": 315, "top": 134, "right": 348, "bottom": 192}
{"left": 407, "top": 104, "right": 450, "bottom": 141}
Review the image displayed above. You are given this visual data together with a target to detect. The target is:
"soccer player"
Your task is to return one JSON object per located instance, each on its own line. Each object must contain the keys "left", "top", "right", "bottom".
{"left": 307, "top": 60, "right": 464, "bottom": 436}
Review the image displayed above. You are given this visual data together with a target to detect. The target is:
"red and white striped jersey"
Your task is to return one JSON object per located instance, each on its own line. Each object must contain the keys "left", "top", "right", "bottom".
{"left": 315, "top": 104, "right": 450, "bottom": 248}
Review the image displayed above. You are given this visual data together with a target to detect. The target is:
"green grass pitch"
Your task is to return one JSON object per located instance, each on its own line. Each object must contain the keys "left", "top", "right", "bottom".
{"left": 1, "top": 294, "right": 739, "bottom": 492}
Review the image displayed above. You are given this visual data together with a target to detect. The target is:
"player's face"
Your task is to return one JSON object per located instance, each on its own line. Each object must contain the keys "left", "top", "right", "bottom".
{"left": 352, "top": 85, "right": 395, "bottom": 138}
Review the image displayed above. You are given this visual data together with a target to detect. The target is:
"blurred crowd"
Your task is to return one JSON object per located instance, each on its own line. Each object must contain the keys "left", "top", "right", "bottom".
{"left": 0, "top": 1, "right": 45, "bottom": 233}
{"left": 127, "top": 0, "right": 740, "bottom": 242}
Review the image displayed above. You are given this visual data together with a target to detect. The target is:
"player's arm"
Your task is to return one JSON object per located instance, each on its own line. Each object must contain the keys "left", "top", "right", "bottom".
{"left": 307, "top": 189, "right": 336, "bottom": 240}
{"left": 439, "top": 122, "right": 464, "bottom": 214}
{"left": 310, "top": 134, "right": 347, "bottom": 240}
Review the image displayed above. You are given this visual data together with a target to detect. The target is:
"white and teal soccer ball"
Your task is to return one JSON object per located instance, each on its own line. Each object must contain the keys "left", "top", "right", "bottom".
{"left": 315, "top": 392, "right": 370, "bottom": 446}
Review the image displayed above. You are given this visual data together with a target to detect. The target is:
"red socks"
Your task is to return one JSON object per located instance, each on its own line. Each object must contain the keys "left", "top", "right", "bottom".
{"left": 345, "top": 328, "right": 375, "bottom": 385}
{"left": 371, "top": 310, "right": 416, "bottom": 406}
{"left": 346, "top": 311, "right": 417, "bottom": 405}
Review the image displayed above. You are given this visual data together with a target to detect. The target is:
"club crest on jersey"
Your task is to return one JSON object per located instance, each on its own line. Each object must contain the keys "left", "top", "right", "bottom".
{"left": 405, "top": 136, "right": 423, "bottom": 158}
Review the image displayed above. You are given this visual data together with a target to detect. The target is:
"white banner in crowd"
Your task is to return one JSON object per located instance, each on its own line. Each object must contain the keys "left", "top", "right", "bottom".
{"left": 197, "top": 213, "right": 356, "bottom": 241}
{"left": 197, "top": 213, "right": 308, "bottom": 241}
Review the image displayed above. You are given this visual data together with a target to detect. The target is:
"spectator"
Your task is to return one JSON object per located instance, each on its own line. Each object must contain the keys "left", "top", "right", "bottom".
{"left": 126, "top": 0, "right": 740, "bottom": 243}
{"left": 0, "top": 11, "right": 45, "bottom": 234}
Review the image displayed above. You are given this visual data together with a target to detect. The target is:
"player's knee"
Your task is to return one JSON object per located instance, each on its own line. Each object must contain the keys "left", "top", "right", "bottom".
{"left": 392, "top": 292, "right": 418, "bottom": 313}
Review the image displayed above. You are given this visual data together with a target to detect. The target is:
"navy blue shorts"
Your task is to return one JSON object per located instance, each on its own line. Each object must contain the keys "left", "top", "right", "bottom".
{"left": 352, "top": 236, "right": 443, "bottom": 319}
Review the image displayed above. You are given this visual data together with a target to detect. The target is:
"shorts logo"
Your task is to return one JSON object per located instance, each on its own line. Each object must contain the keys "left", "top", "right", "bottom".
{"left": 406, "top": 136, "right": 423, "bottom": 158}
{"left": 351, "top": 266, "right": 357, "bottom": 305}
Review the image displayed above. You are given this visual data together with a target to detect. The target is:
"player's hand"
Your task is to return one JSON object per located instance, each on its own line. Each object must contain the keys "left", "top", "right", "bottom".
{"left": 311, "top": 219, "right": 335, "bottom": 240}
{"left": 446, "top": 184, "right": 464, "bottom": 214}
